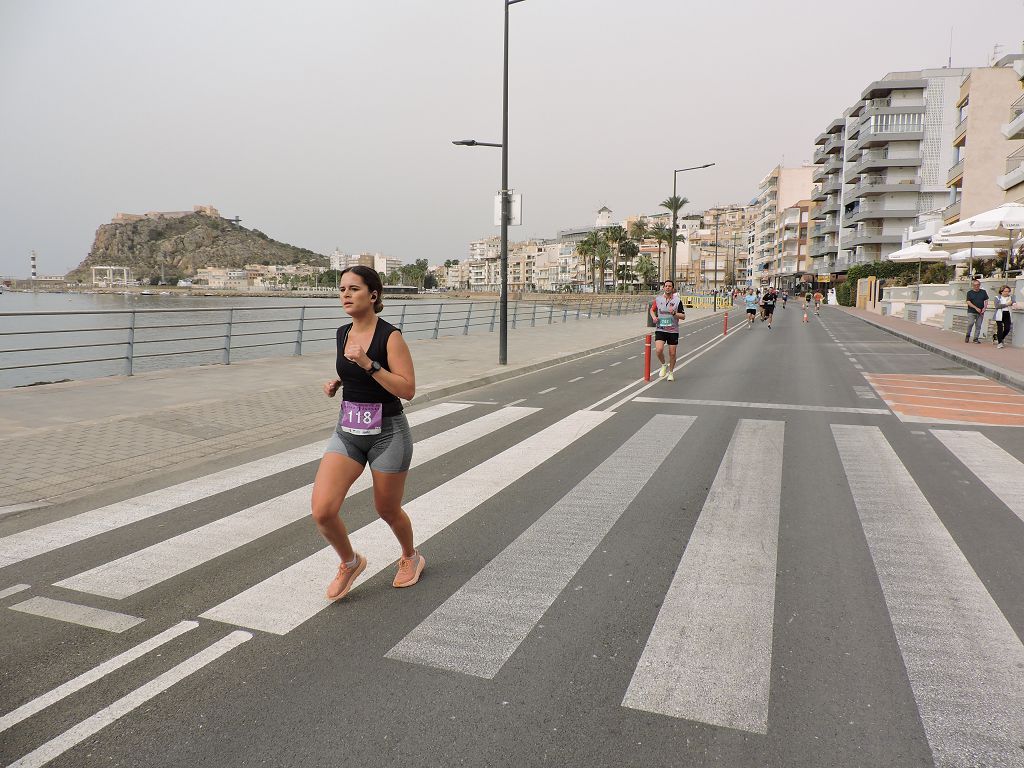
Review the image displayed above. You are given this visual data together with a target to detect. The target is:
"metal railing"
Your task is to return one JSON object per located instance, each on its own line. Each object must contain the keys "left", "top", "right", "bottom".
{"left": 0, "top": 297, "right": 648, "bottom": 388}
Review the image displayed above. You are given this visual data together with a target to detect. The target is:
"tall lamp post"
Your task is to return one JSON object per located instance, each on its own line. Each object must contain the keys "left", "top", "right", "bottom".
{"left": 452, "top": 0, "right": 527, "bottom": 366}
{"left": 669, "top": 163, "right": 715, "bottom": 286}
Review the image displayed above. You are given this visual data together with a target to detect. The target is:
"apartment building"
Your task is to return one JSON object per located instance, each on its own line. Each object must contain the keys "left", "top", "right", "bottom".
{"left": 752, "top": 166, "right": 814, "bottom": 286}
{"left": 998, "top": 54, "right": 1024, "bottom": 204}
{"left": 689, "top": 205, "right": 757, "bottom": 289}
{"left": 810, "top": 68, "right": 969, "bottom": 276}
{"left": 946, "top": 57, "right": 1024, "bottom": 224}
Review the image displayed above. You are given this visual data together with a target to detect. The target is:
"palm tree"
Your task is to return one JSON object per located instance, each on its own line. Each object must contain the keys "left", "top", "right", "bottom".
{"left": 619, "top": 239, "right": 639, "bottom": 292}
{"left": 604, "top": 225, "right": 627, "bottom": 293}
{"left": 594, "top": 240, "right": 612, "bottom": 293}
{"left": 575, "top": 231, "right": 601, "bottom": 292}
{"left": 634, "top": 254, "right": 657, "bottom": 290}
{"left": 649, "top": 224, "right": 670, "bottom": 281}
{"left": 659, "top": 195, "right": 690, "bottom": 283}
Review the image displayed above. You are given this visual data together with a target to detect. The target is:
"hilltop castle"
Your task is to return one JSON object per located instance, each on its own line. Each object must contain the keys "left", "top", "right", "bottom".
{"left": 111, "top": 205, "right": 220, "bottom": 224}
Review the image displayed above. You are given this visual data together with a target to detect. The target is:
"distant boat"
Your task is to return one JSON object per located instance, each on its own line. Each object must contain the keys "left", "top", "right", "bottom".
{"left": 140, "top": 290, "right": 154, "bottom": 295}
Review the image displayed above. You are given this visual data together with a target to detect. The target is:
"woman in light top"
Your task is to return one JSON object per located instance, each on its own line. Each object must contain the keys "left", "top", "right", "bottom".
{"left": 311, "top": 265, "right": 424, "bottom": 601}
{"left": 993, "top": 285, "right": 1015, "bottom": 349}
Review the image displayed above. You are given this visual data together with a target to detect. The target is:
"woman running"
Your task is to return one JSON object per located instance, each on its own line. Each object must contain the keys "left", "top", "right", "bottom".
{"left": 311, "top": 265, "right": 423, "bottom": 601}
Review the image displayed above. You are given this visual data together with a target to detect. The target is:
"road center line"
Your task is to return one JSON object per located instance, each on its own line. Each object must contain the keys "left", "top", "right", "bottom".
{"left": 633, "top": 397, "right": 889, "bottom": 415}
{"left": 568, "top": 377, "right": 584, "bottom": 383}
{"left": 537, "top": 387, "right": 557, "bottom": 395}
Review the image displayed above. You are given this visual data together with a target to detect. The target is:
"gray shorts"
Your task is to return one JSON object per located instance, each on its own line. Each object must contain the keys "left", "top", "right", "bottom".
{"left": 324, "top": 413, "right": 413, "bottom": 473}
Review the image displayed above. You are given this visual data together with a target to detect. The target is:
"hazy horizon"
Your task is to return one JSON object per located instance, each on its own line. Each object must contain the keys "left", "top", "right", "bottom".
{"left": 1, "top": 0, "right": 1021, "bottom": 278}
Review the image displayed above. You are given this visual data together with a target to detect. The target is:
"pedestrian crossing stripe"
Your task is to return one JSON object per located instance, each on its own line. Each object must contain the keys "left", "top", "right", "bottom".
{"left": 0, "top": 402, "right": 473, "bottom": 572}
{"left": 3, "top": 407, "right": 1024, "bottom": 767}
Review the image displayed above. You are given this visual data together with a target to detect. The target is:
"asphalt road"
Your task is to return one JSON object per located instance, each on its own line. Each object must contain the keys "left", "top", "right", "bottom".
{"left": 2, "top": 305, "right": 1023, "bottom": 768}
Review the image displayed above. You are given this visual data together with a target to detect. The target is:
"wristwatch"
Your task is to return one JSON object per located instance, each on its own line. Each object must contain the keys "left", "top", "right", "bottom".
{"left": 365, "top": 360, "right": 382, "bottom": 374}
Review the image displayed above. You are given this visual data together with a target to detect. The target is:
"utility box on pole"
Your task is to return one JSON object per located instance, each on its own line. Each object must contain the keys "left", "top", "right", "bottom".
{"left": 494, "top": 192, "right": 522, "bottom": 226}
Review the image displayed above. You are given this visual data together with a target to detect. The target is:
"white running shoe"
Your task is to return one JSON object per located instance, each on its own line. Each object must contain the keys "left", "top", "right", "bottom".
{"left": 658, "top": 364, "right": 668, "bottom": 379}
{"left": 667, "top": 371, "right": 675, "bottom": 382}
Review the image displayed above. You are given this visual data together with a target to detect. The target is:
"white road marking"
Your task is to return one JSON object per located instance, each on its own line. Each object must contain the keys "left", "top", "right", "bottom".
{"left": 388, "top": 414, "right": 695, "bottom": 679}
{"left": 9, "top": 597, "right": 144, "bottom": 633}
{"left": 56, "top": 407, "right": 540, "bottom": 600}
{"left": 0, "top": 403, "right": 472, "bottom": 571}
{"left": 446, "top": 400, "right": 498, "bottom": 405}
{"left": 591, "top": 368, "right": 605, "bottom": 374}
{"left": 0, "top": 584, "right": 30, "bottom": 600}
{"left": 6, "top": 631, "right": 251, "bottom": 768}
{"left": 568, "top": 377, "right": 584, "bottom": 383}
{"left": 931, "top": 430, "right": 1024, "bottom": 525}
{"left": 627, "top": 355, "right": 638, "bottom": 360}
{"left": 869, "top": 383, "right": 1020, "bottom": 397}
{"left": 0, "top": 621, "right": 198, "bottom": 734}
{"left": 623, "top": 419, "right": 784, "bottom": 734}
{"left": 609, "top": 361, "right": 622, "bottom": 367}
{"left": 0, "top": 503, "right": 50, "bottom": 518}
{"left": 537, "top": 387, "right": 557, "bottom": 395}
{"left": 606, "top": 331, "right": 737, "bottom": 412}
{"left": 505, "top": 398, "right": 528, "bottom": 407}
{"left": 201, "top": 410, "right": 613, "bottom": 635}
{"left": 881, "top": 400, "right": 1024, "bottom": 417}
{"left": 832, "top": 425, "right": 1024, "bottom": 768}
{"left": 632, "top": 397, "right": 889, "bottom": 415}
{"left": 877, "top": 392, "right": 1024, "bottom": 407}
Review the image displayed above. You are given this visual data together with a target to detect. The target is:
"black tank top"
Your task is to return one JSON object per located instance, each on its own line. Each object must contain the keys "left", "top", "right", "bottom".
{"left": 336, "top": 319, "right": 403, "bottom": 416}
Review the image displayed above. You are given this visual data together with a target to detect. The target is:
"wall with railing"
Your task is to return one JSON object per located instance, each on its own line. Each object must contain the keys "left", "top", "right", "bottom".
{"left": 0, "top": 297, "right": 647, "bottom": 388}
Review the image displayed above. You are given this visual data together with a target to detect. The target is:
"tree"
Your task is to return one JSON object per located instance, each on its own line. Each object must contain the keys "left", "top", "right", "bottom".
{"left": 604, "top": 225, "right": 627, "bottom": 293}
{"left": 634, "top": 254, "right": 657, "bottom": 289}
{"left": 594, "top": 240, "right": 612, "bottom": 293}
{"left": 575, "top": 232, "right": 601, "bottom": 292}
{"left": 423, "top": 273, "right": 438, "bottom": 289}
{"left": 649, "top": 224, "right": 670, "bottom": 281}
{"left": 619, "top": 239, "right": 639, "bottom": 291}
{"left": 659, "top": 196, "right": 690, "bottom": 281}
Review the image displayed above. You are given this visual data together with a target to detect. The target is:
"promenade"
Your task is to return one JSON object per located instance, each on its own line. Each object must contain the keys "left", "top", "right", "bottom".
{"left": 0, "top": 307, "right": 722, "bottom": 513}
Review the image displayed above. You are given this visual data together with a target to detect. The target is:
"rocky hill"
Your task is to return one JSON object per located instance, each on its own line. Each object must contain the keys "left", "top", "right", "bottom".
{"left": 69, "top": 213, "right": 327, "bottom": 281}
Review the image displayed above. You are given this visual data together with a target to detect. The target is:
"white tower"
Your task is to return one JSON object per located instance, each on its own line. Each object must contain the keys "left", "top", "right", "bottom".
{"left": 596, "top": 206, "right": 613, "bottom": 227}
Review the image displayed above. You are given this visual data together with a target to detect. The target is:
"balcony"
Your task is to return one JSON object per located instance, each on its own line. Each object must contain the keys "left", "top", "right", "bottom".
{"left": 813, "top": 147, "right": 828, "bottom": 164}
{"left": 845, "top": 204, "right": 918, "bottom": 224}
{"left": 845, "top": 150, "right": 922, "bottom": 181}
{"left": 824, "top": 155, "right": 844, "bottom": 174}
{"left": 845, "top": 225, "right": 904, "bottom": 247}
{"left": 946, "top": 158, "right": 965, "bottom": 187}
{"left": 953, "top": 115, "right": 968, "bottom": 147}
{"left": 822, "top": 175, "right": 843, "bottom": 195}
{"left": 849, "top": 175, "right": 922, "bottom": 199}
{"left": 823, "top": 134, "right": 844, "bottom": 155}
{"left": 812, "top": 165, "right": 827, "bottom": 183}
{"left": 1001, "top": 94, "right": 1024, "bottom": 140}
{"left": 811, "top": 184, "right": 827, "bottom": 202}
{"left": 819, "top": 196, "right": 840, "bottom": 215}
{"left": 813, "top": 221, "right": 838, "bottom": 236}
{"left": 943, "top": 198, "right": 961, "bottom": 224}
{"left": 854, "top": 122, "right": 925, "bottom": 150}
{"left": 810, "top": 241, "right": 839, "bottom": 258}
{"left": 997, "top": 147, "right": 1024, "bottom": 191}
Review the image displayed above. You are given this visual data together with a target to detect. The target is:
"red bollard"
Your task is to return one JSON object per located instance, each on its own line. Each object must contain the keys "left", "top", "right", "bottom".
{"left": 643, "top": 334, "right": 652, "bottom": 381}
{"left": 723, "top": 312, "right": 729, "bottom": 336}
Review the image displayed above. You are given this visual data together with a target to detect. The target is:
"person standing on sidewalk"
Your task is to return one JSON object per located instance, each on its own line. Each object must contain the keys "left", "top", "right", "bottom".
{"left": 650, "top": 279, "right": 685, "bottom": 381}
{"left": 965, "top": 279, "right": 989, "bottom": 344}
{"left": 312, "top": 265, "right": 424, "bottom": 602}
{"left": 994, "top": 285, "right": 1015, "bottom": 349}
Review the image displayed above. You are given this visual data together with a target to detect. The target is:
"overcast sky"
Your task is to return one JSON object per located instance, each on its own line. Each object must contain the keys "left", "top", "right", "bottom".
{"left": 1, "top": 0, "right": 1021, "bottom": 277}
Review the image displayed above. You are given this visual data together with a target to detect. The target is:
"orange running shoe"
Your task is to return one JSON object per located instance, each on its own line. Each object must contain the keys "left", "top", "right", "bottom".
{"left": 326, "top": 553, "right": 366, "bottom": 601}
{"left": 393, "top": 551, "right": 425, "bottom": 588}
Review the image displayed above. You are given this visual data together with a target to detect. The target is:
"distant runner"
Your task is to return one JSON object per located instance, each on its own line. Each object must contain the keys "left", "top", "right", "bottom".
{"left": 650, "top": 279, "right": 685, "bottom": 382}
{"left": 802, "top": 292, "right": 811, "bottom": 323}
{"left": 781, "top": 290, "right": 789, "bottom": 309}
{"left": 813, "top": 290, "right": 824, "bottom": 315}
{"left": 762, "top": 287, "right": 777, "bottom": 329}
{"left": 744, "top": 288, "right": 759, "bottom": 328}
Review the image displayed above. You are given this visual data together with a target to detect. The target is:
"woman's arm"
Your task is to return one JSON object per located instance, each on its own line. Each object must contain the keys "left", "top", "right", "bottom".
{"left": 375, "top": 332, "right": 416, "bottom": 401}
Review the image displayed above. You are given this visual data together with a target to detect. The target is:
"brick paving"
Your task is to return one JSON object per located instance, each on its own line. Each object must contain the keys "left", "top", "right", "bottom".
{"left": 0, "top": 308, "right": 698, "bottom": 510}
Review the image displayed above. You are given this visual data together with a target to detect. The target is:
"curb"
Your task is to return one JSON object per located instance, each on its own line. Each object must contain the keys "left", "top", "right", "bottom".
{"left": 838, "top": 308, "right": 1024, "bottom": 394}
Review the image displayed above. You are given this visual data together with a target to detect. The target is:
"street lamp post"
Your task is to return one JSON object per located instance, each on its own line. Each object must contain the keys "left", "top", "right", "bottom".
{"left": 669, "top": 163, "right": 715, "bottom": 286}
{"left": 453, "top": 0, "right": 526, "bottom": 366}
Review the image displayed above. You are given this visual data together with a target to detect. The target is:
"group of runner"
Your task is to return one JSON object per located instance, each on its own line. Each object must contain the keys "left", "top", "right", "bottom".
{"left": 743, "top": 286, "right": 823, "bottom": 328}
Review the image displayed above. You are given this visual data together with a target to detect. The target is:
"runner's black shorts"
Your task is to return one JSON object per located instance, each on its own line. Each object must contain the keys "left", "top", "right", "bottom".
{"left": 764, "top": 304, "right": 775, "bottom": 315}
{"left": 654, "top": 331, "right": 679, "bottom": 345}
{"left": 746, "top": 308, "right": 756, "bottom": 315}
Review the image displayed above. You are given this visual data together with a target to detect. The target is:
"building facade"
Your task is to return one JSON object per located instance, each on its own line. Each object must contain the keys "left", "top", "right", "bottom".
{"left": 752, "top": 166, "right": 814, "bottom": 287}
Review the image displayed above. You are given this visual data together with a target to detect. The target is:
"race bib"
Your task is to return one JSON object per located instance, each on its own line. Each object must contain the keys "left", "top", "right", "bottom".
{"left": 658, "top": 315, "right": 674, "bottom": 327}
{"left": 339, "top": 401, "right": 382, "bottom": 435}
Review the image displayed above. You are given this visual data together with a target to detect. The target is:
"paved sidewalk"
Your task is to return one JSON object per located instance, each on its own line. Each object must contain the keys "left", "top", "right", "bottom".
{"left": 838, "top": 306, "right": 1024, "bottom": 392}
{"left": 0, "top": 308, "right": 723, "bottom": 511}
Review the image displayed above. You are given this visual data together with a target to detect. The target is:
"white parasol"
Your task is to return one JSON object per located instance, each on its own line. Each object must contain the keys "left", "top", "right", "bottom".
{"left": 888, "top": 242, "right": 950, "bottom": 283}
{"left": 937, "top": 202, "right": 1024, "bottom": 275}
